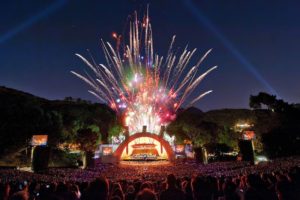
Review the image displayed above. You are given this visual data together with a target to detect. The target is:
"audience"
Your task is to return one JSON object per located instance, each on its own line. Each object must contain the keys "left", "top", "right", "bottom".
{"left": 136, "top": 189, "right": 157, "bottom": 200}
{"left": 0, "top": 157, "right": 299, "bottom": 200}
{"left": 160, "top": 174, "right": 185, "bottom": 200}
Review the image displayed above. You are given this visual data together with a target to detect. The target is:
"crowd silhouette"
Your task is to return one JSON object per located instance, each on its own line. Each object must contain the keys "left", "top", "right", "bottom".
{"left": 0, "top": 157, "right": 299, "bottom": 200}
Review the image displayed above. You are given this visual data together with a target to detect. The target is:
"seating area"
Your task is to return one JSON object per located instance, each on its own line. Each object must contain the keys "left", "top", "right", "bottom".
{"left": 0, "top": 157, "right": 299, "bottom": 199}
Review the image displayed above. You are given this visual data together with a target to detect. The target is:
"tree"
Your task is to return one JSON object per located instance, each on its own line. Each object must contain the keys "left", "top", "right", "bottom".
{"left": 76, "top": 128, "right": 100, "bottom": 168}
{"left": 49, "top": 100, "right": 116, "bottom": 144}
{"left": 249, "top": 92, "right": 291, "bottom": 113}
{"left": 249, "top": 92, "right": 277, "bottom": 110}
{"left": 204, "top": 143, "right": 232, "bottom": 154}
{"left": 0, "top": 86, "right": 118, "bottom": 165}
{"left": 0, "top": 87, "right": 64, "bottom": 158}
{"left": 108, "top": 124, "right": 124, "bottom": 142}
{"left": 183, "top": 123, "right": 212, "bottom": 147}
{"left": 217, "top": 126, "right": 238, "bottom": 150}
{"left": 250, "top": 92, "right": 300, "bottom": 157}
{"left": 168, "top": 120, "right": 214, "bottom": 148}
{"left": 167, "top": 107, "right": 211, "bottom": 146}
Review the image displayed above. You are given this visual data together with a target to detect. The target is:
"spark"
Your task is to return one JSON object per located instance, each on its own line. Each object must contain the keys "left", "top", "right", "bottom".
{"left": 112, "top": 32, "right": 118, "bottom": 39}
{"left": 72, "top": 9, "right": 217, "bottom": 134}
{"left": 183, "top": 0, "right": 278, "bottom": 96}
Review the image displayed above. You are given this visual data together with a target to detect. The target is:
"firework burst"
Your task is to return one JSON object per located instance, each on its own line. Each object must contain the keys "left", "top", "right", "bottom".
{"left": 71, "top": 10, "right": 217, "bottom": 134}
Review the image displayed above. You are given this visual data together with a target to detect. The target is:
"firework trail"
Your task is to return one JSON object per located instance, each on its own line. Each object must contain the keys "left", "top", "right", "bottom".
{"left": 71, "top": 10, "right": 217, "bottom": 134}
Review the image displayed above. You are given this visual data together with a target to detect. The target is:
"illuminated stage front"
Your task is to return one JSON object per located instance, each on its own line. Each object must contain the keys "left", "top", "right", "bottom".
{"left": 121, "top": 137, "right": 167, "bottom": 160}
{"left": 113, "top": 132, "right": 175, "bottom": 162}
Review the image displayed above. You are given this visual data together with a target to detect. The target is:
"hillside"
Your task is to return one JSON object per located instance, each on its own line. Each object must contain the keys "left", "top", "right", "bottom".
{"left": 0, "top": 86, "right": 116, "bottom": 156}
{"left": 1, "top": 86, "right": 299, "bottom": 158}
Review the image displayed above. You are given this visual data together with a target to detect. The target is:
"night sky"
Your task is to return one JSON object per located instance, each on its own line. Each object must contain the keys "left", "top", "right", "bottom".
{"left": 1, "top": 0, "right": 299, "bottom": 111}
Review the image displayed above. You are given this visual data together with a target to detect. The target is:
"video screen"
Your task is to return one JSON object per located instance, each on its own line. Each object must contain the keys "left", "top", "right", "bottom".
{"left": 102, "top": 147, "right": 113, "bottom": 155}
{"left": 31, "top": 135, "right": 48, "bottom": 146}
{"left": 175, "top": 145, "right": 185, "bottom": 154}
{"left": 243, "top": 131, "right": 255, "bottom": 140}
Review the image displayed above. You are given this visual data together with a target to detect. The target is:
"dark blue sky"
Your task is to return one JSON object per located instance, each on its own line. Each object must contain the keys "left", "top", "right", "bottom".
{"left": 1, "top": 0, "right": 299, "bottom": 111}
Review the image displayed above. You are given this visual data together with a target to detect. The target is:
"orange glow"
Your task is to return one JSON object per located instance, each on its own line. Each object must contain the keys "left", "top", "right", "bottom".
{"left": 121, "top": 137, "right": 168, "bottom": 160}
{"left": 244, "top": 131, "right": 255, "bottom": 140}
{"left": 112, "top": 32, "right": 118, "bottom": 39}
{"left": 175, "top": 145, "right": 185, "bottom": 153}
{"left": 31, "top": 135, "right": 48, "bottom": 146}
{"left": 103, "top": 147, "right": 113, "bottom": 155}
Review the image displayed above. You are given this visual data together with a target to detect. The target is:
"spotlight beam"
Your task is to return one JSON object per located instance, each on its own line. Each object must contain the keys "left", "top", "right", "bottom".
{"left": 0, "top": 0, "right": 67, "bottom": 44}
{"left": 183, "top": 0, "right": 278, "bottom": 97}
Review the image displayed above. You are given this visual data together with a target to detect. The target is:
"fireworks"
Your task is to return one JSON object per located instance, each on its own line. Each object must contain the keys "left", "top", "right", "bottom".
{"left": 71, "top": 10, "right": 217, "bottom": 134}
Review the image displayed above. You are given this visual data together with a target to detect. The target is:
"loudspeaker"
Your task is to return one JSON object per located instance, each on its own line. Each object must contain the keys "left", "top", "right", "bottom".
{"left": 159, "top": 126, "right": 165, "bottom": 138}
{"left": 142, "top": 126, "right": 147, "bottom": 133}
{"left": 238, "top": 140, "right": 254, "bottom": 164}
{"left": 85, "top": 151, "right": 95, "bottom": 168}
{"left": 124, "top": 126, "right": 129, "bottom": 139}
{"left": 32, "top": 146, "right": 50, "bottom": 172}
{"left": 194, "top": 147, "right": 204, "bottom": 163}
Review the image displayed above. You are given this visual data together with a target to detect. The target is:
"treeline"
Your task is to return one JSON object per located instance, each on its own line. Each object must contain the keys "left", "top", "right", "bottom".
{"left": 168, "top": 92, "right": 300, "bottom": 158}
{"left": 0, "top": 86, "right": 118, "bottom": 158}
{"left": 0, "top": 86, "right": 299, "bottom": 160}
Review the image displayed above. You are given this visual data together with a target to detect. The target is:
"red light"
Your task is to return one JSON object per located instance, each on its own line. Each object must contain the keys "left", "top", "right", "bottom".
{"left": 112, "top": 32, "right": 118, "bottom": 39}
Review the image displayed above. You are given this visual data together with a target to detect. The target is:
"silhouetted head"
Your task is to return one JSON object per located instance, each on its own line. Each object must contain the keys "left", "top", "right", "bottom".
{"left": 86, "top": 176, "right": 109, "bottom": 200}
{"left": 136, "top": 188, "right": 157, "bottom": 200}
{"left": 167, "top": 174, "right": 176, "bottom": 188}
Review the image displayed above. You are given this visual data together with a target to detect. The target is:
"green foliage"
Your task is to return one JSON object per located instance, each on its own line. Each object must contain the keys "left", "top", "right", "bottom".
{"left": 1, "top": 86, "right": 299, "bottom": 160}
{"left": 262, "top": 127, "right": 300, "bottom": 158}
{"left": 41, "top": 95, "right": 118, "bottom": 146}
{"left": 182, "top": 123, "right": 212, "bottom": 147}
{"left": 168, "top": 107, "right": 246, "bottom": 148}
{"left": 167, "top": 122, "right": 212, "bottom": 146}
{"left": 168, "top": 108, "right": 216, "bottom": 147}
{"left": 251, "top": 92, "right": 300, "bottom": 157}
{"left": 76, "top": 128, "right": 100, "bottom": 152}
{"left": 249, "top": 92, "right": 292, "bottom": 113}
{"left": 250, "top": 92, "right": 277, "bottom": 109}
{"left": 48, "top": 148, "right": 80, "bottom": 167}
{"left": 204, "top": 143, "right": 232, "bottom": 154}
{"left": 0, "top": 86, "right": 117, "bottom": 158}
{"left": 108, "top": 124, "right": 124, "bottom": 139}
{"left": 0, "top": 87, "right": 64, "bottom": 155}
{"left": 217, "top": 126, "right": 238, "bottom": 150}
{"left": 203, "top": 109, "right": 255, "bottom": 127}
